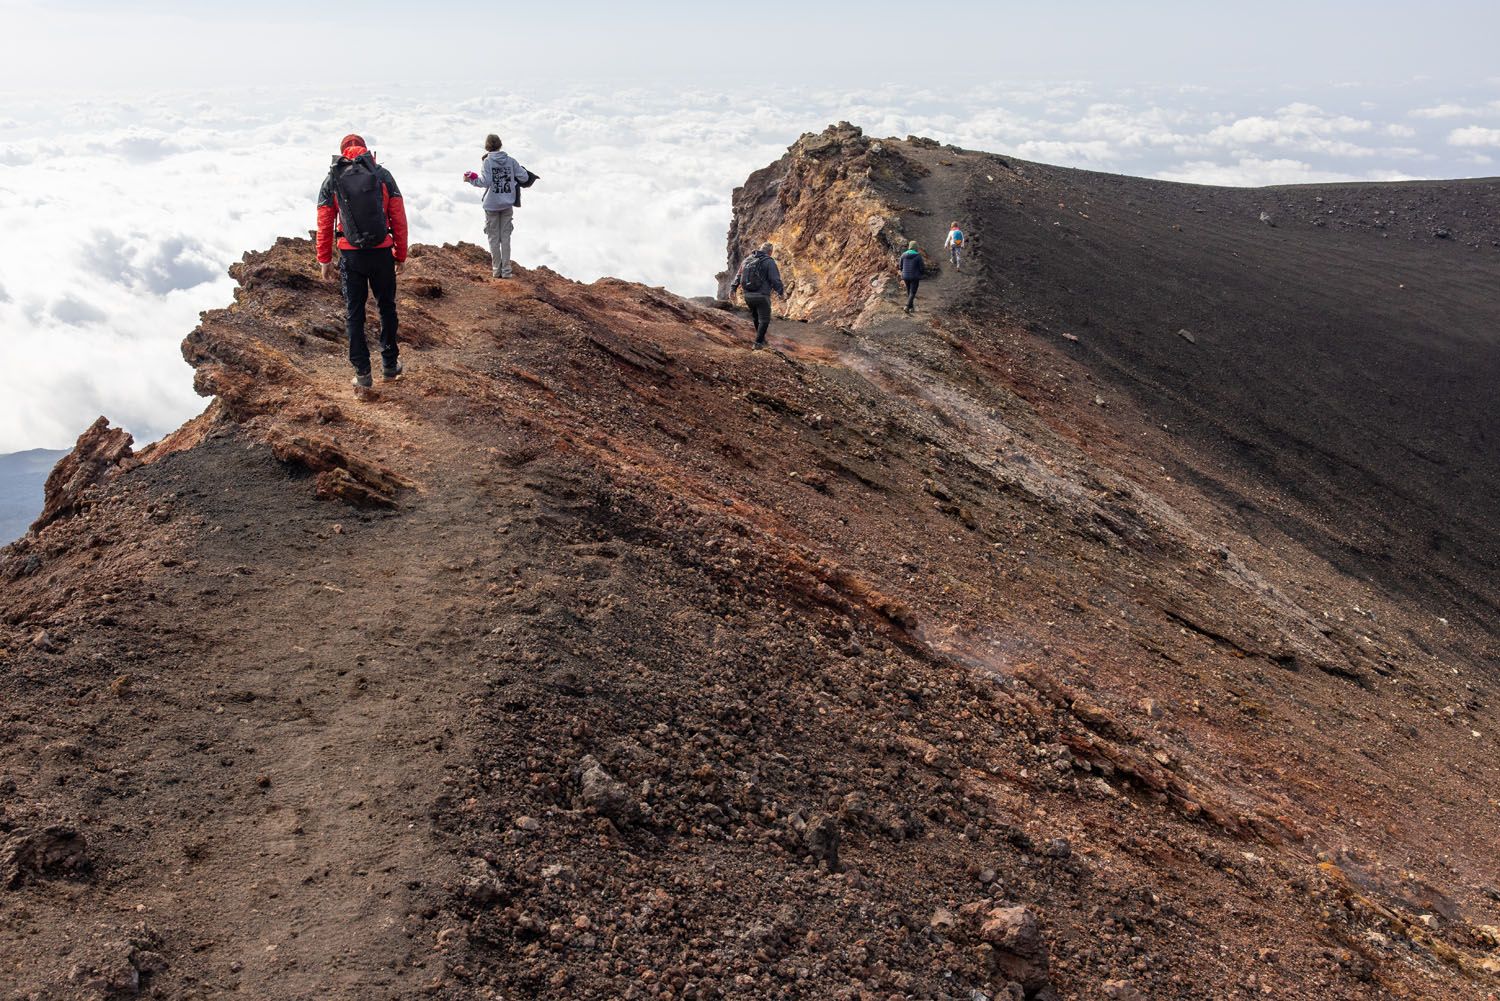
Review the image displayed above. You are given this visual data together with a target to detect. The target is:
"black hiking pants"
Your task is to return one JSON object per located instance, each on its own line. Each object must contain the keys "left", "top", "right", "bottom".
{"left": 340, "top": 247, "right": 400, "bottom": 375}
{"left": 744, "top": 294, "right": 772, "bottom": 344}
{"left": 904, "top": 278, "right": 920, "bottom": 310}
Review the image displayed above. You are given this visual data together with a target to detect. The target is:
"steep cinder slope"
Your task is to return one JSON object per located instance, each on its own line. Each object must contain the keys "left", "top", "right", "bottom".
{"left": 0, "top": 129, "right": 1497, "bottom": 1001}
{"left": 728, "top": 126, "right": 1500, "bottom": 627}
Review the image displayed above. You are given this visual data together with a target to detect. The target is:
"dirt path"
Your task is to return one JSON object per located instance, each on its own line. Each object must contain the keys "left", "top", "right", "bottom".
{"left": 901, "top": 145, "right": 990, "bottom": 315}
{"left": 143, "top": 271, "right": 553, "bottom": 996}
{"left": 42, "top": 434, "right": 519, "bottom": 997}
{"left": 0, "top": 270, "right": 548, "bottom": 995}
{"left": 163, "top": 479, "right": 486, "bottom": 993}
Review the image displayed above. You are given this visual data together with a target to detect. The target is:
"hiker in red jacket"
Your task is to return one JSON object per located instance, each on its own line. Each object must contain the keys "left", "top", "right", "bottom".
{"left": 316, "top": 134, "right": 410, "bottom": 388}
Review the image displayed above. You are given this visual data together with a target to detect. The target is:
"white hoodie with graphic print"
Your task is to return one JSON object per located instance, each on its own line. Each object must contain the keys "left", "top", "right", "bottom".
{"left": 467, "top": 150, "right": 531, "bottom": 211}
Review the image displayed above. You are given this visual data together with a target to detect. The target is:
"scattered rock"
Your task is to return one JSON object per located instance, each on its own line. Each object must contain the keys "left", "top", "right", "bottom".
{"left": 979, "top": 905, "right": 1041, "bottom": 953}
{"left": 978, "top": 905, "right": 1052, "bottom": 994}
{"left": 71, "top": 953, "right": 139, "bottom": 997}
{"left": 460, "top": 857, "right": 504, "bottom": 905}
{"left": 1177, "top": 328, "right": 1197, "bottom": 344}
{"left": 404, "top": 277, "right": 444, "bottom": 298}
{"left": 804, "top": 813, "right": 841, "bottom": 872}
{"left": 576, "top": 755, "right": 636, "bottom": 825}
{"left": 65, "top": 927, "right": 167, "bottom": 997}
{"left": 1043, "top": 838, "right": 1072, "bottom": 860}
{"left": 3, "top": 825, "right": 89, "bottom": 889}
{"left": 779, "top": 811, "right": 842, "bottom": 872}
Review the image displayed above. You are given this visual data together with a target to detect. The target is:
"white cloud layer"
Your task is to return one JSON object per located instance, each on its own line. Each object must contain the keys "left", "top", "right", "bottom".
{"left": 1449, "top": 126, "right": 1500, "bottom": 148}
{"left": 1, "top": 81, "right": 1495, "bottom": 453}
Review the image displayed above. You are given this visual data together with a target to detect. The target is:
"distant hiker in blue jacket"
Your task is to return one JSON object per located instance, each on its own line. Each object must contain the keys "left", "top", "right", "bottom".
{"left": 899, "top": 241, "right": 924, "bottom": 313}
{"left": 463, "top": 134, "right": 535, "bottom": 279}
{"left": 729, "top": 242, "right": 786, "bottom": 350}
{"left": 944, "top": 221, "right": 966, "bottom": 270}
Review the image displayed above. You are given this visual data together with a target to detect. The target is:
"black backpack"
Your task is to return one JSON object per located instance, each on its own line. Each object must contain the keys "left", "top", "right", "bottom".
{"left": 741, "top": 254, "right": 768, "bottom": 293}
{"left": 330, "top": 155, "right": 390, "bottom": 249}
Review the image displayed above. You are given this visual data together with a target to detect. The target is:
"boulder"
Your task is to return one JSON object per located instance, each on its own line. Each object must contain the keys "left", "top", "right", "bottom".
{"left": 31, "top": 417, "right": 135, "bottom": 532}
{"left": 577, "top": 755, "right": 636, "bottom": 825}
{"left": 978, "top": 905, "right": 1052, "bottom": 995}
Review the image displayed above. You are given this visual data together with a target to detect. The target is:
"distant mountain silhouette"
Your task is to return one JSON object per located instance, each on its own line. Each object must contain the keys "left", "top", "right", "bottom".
{"left": 0, "top": 448, "right": 66, "bottom": 543}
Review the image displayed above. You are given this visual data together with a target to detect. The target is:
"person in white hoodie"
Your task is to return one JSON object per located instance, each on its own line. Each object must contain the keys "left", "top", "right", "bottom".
{"left": 463, "top": 134, "right": 533, "bottom": 279}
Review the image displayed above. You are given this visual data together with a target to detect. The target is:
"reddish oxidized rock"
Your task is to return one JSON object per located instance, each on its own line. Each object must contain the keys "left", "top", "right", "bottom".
{"left": 30, "top": 417, "right": 135, "bottom": 533}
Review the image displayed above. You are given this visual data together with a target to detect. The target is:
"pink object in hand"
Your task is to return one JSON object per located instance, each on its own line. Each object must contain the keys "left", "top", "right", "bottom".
{"left": 463, "top": 171, "right": 479, "bottom": 182}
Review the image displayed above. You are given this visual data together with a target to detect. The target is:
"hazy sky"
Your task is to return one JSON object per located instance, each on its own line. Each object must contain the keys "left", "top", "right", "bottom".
{"left": 2, "top": 0, "right": 1498, "bottom": 92}
{"left": 1, "top": 2, "right": 1498, "bottom": 455}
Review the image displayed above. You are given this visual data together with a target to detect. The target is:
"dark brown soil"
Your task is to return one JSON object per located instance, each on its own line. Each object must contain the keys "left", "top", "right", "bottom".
{"left": 1, "top": 128, "right": 1497, "bottom": 1001}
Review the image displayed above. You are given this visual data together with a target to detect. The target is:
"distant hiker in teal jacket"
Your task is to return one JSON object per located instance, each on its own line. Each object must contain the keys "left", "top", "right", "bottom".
{"left": 899, "top": 241, "right": 924, "bottom": 313}
{"left": 944, "top": 222, "right": 967, "bottom": 270}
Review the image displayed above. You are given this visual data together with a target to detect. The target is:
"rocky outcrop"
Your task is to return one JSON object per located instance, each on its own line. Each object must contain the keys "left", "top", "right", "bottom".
{"left": 721, "top": 122, "right": 927, "bottom": 326}
{"left": 176, "top": 237, "right": 434, "bottom": 508}
{"left": 30, "top": 417, "right": 135, "bottom": 533}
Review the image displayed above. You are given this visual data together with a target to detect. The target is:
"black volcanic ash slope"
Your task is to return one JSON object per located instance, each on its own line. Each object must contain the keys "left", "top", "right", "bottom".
{"left": 913, "top": 151, "right": 1500, "bottom": 626}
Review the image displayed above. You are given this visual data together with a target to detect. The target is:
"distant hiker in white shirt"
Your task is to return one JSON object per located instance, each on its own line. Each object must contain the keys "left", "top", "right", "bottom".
{"left": 462, "top": 134, "right": 536, "bottom": 279}
{"left": 944, "top": 221, "right": 967, "bottom": 271}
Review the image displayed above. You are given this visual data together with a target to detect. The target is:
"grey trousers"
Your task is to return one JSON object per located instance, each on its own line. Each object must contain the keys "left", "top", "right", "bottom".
{"left": 484, "top": 208, "right": 514, "bottom": 277}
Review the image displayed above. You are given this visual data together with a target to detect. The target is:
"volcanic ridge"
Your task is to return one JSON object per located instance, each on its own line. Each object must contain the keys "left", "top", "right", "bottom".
{"left": 2, "top": 124, "right": 1498, "bottom": 1001}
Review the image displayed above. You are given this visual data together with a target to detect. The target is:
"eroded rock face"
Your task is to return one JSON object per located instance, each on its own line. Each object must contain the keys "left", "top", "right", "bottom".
{"left": 30, "top": 418, "right": 135, "bottom": 533}
{"left": 720, "top": 122, "right": 927, "bottom": 326}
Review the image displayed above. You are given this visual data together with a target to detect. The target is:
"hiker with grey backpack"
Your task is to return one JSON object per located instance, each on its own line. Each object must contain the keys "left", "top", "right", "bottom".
{"left": 729, "top": 242, "right": 786, "bottom": 350}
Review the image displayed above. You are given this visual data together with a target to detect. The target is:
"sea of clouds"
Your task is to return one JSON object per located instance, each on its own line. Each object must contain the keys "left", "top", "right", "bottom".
{"left": 2, "top": 81, "right": 1497, "bottom": 453}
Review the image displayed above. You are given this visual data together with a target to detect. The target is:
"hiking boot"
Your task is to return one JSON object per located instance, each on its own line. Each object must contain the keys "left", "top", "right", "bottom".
{"left": 752, "top": 339, "right": 767, "bottom": 351}
{"left": 382, "top": 362, "right": 404, "bottom": 380}
{"left": 352, "top": 372, "right": 373, "bottom": 389}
